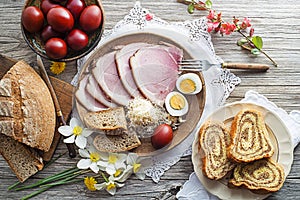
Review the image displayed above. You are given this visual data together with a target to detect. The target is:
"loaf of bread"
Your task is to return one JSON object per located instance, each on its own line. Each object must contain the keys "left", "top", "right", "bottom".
{"left": 0, "top": 60, "right": 56, "bottom": 151}
{"left": 0, "top": 78, "right": 12, "bottom": 97}
{"left": 93, "top": 131, "right": 141, "bottom": 152}
{"left": 0, "top": 134, "right": 44, "bottom": 182}
{"left": 228, "top": 109, "right": 274, "bottom": 163}
{"left": 84, "top": 107, "right": 127, "bottom": 135}
{"left": 229, "top": 158, "right": 285, "bottom": 193}
{"left": 199, "top": 121, "right": 235, "bottom": 180}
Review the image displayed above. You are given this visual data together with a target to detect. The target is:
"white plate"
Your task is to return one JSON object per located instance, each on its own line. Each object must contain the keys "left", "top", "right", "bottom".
{"left": 192, "top": 102, "right": 293, "bottom": 200}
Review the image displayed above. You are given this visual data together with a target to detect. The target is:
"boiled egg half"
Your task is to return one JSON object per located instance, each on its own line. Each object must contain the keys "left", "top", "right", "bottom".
{"left": 165, "top": 91, "right": 188, "bottom": 116}
{"left": 176, "top": 73, "right": 202, "bottom": 95}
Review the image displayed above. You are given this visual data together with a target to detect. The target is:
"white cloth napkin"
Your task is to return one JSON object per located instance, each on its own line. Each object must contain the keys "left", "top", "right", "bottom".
{"left": 176, "top": 90, "right": 300, "bottom": 200}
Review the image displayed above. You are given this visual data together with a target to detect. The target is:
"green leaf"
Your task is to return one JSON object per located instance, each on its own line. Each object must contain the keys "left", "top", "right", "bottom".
{"left": 252, "top": 36, "right": 263, "bottom": 50}
{"left": 251, "top": 48, "right": 261, "bottom": 55}
{"left": 205, "top": 0, "right": 213, "bottom": 9}
{"left": 188, "top": 3, "right": 195, "bottom": 14}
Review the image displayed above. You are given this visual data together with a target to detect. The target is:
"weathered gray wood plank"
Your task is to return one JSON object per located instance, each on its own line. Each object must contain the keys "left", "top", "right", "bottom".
{"left": 0, "top": 0, "right": 300, "bottom": 199}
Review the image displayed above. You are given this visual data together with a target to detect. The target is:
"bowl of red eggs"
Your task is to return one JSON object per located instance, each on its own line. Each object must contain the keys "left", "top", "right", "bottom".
{"left": 21, "top": 0, "right": 104, "bottom": 62}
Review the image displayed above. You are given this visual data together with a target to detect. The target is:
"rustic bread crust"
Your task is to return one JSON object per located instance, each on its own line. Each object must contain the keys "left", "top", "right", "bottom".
{"left": 199, "top": 121, "right": 235, "bottom": 180}
{"left": 228, "top": 109, "right": 274, "bottom": 163}
{"left": 0, "top": 60, "right": 55, "bottom": 151}
{"left": 229, "top": 158, "right": 285, "bottom": 193}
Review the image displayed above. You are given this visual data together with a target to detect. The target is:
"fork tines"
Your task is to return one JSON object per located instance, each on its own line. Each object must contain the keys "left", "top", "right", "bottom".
{"left": 178, "top": 59, "right": 203, "bottom": 71}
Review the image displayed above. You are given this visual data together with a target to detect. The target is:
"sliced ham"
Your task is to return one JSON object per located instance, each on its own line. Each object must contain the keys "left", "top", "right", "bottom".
{"left": 75, "top": 75, "right": 107, "bottom": 112}
{"left": 92, "top": 51, "right": 132, "bottom": 106}
{"left": 130, "top": 45, "right": 183, "bottom": 105}
{"left": 86, "top": 75, "right": 119, "bottom": 108}
{"left": 115, "top": 42, "right": 151, "bottom": 97}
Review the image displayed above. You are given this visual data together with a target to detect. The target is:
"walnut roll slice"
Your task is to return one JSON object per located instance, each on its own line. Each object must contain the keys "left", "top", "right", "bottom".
{"left": 199, "top": 121, "right": 235, "bottom": 180}
{"left": 229, "top": 158, "right": 285, "bottom": 193}
{"left": 228, "top": 109, "right": 274, "bottom": 163}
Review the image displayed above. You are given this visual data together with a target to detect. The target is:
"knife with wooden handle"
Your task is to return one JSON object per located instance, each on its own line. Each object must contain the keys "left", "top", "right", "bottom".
{"left": 36, "top": 55, "right": 76, "bottom": 158}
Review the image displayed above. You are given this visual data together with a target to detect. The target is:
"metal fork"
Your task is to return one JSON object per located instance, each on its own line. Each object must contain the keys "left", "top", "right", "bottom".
{"left": 178, "top": 59, "right": 270, "bottom": 72}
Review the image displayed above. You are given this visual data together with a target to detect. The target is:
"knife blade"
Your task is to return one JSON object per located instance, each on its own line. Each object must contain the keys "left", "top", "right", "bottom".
{"left": 36, "top": 55, "right": 76, "bottom": 158}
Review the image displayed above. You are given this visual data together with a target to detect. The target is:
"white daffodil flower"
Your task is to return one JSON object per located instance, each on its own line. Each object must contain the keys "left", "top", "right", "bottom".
{"left": 94, "top": 175, "right": 125, "bottom": 195}
{"left": 113, "top": 165, "right": 133, "bottom": 183}
{"left": 58, "top": 118, "right": 93, "bottom": 149}
{"left": 126, "top": 153, "right": 150, "bottom": 180}
{"left": 97, "top": 153, "right": 127, "bottom": 176}
{"left": 77, "top": 146, "right": 108, "bottom": 173}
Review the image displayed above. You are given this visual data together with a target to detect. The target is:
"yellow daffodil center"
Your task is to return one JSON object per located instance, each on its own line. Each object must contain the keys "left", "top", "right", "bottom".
{"left": 114, "top": 169, "right": 123, "bottom": 177}
{"left": 73, "top": 125, "right": 83, "bottom": 136}
{"left": 50, "top": 61, "right": 66, "bottom": 75}
{"left": 90, "top": 152, "right": 100, "bottom": 162}
{"left": 108, "top": 155, "right": 118, "bottom": 164}
{"left": 107, "top": 182, "right": 116, "bottom": 191}
{"left": 84, "top": 177, "right": 97, "bottom": 191}
{"left": 133, "top": 163, "right": 141, "bottom": 173}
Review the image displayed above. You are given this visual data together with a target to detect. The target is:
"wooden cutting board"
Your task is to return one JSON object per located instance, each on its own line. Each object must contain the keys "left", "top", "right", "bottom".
{"left": 0, "top": 54, "right": 74, "bottom": 161}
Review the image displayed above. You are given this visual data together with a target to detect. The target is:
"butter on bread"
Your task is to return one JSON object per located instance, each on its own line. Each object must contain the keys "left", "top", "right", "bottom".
{"left": 199, "top": 121, "right": 235, "bottom": 180}
{"left": 228, "top": 109, "right": 274, "bottom": 163}
{"left": 229, "top": 158, "right": 285, "bottom": 193}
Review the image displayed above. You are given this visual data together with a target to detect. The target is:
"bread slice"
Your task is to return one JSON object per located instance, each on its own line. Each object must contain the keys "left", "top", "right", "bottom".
{"left": 199, "top": 121, "right": 235, "bottom": 180}
{"left": 229, "top": 158, "right": 285, "bottom": 193}
{"left": 0, "top": 60, "right": 56, "bottom": 151}
{"left": 84, "top": 107, "right": 127, "bottom": 135}
{"left": 228, "top": 109, "right": 274, "bottom": 163}
{"left": 0, "top": 134, "right": 44, "bottom": 182}
{"left": 93, "top": 131, "right": 141, "bottom": 152}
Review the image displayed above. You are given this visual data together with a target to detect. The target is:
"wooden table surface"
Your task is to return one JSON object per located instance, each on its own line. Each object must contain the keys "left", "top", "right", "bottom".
{"left": 0, "top": 0, "right": 300, "bottom": 199}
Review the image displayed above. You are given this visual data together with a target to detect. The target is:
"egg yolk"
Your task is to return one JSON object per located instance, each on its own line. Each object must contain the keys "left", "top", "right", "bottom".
{"left": 169, "top": 94, "right": 185, "bottom": 110}
{"left": 180, "top": 79, "right": 196, "bottom": 93}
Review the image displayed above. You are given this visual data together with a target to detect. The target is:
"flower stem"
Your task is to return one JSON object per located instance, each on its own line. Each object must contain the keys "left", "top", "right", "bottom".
{"left": 7, "top": 181, "right": 21, "bottom": 191}
{"left": 21, "top": 186, "right": 51, "bottom": 200}
{"left": 101, "top": 172, "right": 109, "bottom": 183}
{"left": 237, "top": 30, "right": 278, "bottom": 67}
{"left": 21, "top": 178, "right": 82, "bottom": 200}
{"left": 8, "top": 151, "right": 68, "bottom": 191}
{"left": 14, "top": 168, "right": 80, "bottom": 191}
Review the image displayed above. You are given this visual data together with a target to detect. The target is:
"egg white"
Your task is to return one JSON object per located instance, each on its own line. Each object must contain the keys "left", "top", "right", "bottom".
{"left": 164, "top": 91, "right": 189, "bottom": 116}
{"left": 176, "top": 73, "right": 202, "bottom": 95}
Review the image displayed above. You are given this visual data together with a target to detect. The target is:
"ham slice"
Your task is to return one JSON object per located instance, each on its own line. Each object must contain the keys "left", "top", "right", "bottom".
{"left": 75, "top": 75, "right": 106, "bottom": 112}
{"left": 86, "top": 74, "right": 118, "bottom": 108}
{"left": 115, "top": 43, "right": 150, "bottom": 97}
{"left": 92, "top": 51, "right": 132, "bottom": 106}
{"left": 130, "top": 45, "right": 183, "bottom": 105}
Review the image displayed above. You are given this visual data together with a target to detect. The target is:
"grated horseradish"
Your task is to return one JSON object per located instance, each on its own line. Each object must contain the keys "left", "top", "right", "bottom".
{"left": 126, "top": 97, "right": 169, "bottom": 126}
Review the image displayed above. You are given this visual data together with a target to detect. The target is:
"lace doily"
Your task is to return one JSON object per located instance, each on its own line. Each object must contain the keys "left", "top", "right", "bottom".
{"left": 73, "top": 1, "right": 241, "bottom": 183}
